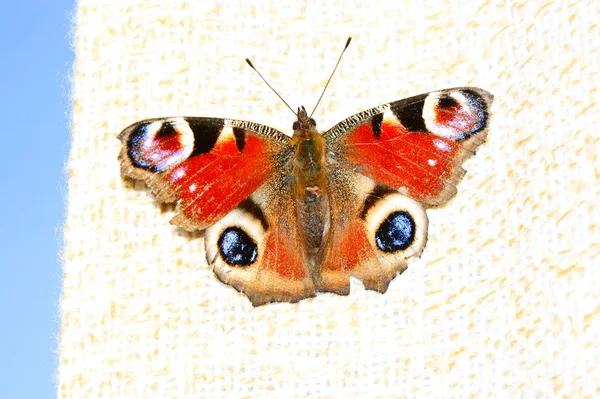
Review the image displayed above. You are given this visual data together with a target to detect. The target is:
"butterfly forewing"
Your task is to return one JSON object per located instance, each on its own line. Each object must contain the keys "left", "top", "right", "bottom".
{"left": 118, "top": 117, "right": 293, "bottom": 230}
{"left": 324, "top": 87, "right": 493, "bottom": 206}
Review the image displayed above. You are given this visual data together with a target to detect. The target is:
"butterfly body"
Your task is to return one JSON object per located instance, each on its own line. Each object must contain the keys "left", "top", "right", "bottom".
{"left": 291, "top": 106, "right": 329, "bottom": 261}
{"left": 119, "top": 87, "right": 493, "bottom": 306}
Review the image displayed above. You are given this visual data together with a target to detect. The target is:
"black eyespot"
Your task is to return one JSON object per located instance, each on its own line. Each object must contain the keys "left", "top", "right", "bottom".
{"left": 292, "top": 121, "right": 300, "bottom": 130}
{"left": 375, "top": 211, "right": 415, "bottom": 252}
{"left": 438, "top": 95, "right": 458, "bottom": 108}
{"left": 218, "top": 227, "right": 258, "bottom": 266}
{"left": 309, "top": 118, "right": 316, "bottom": 126}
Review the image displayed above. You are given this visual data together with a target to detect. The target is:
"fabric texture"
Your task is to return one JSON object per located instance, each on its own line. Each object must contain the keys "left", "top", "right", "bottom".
{"left": 60, "top": 0, "right": 599, "bottom": 397}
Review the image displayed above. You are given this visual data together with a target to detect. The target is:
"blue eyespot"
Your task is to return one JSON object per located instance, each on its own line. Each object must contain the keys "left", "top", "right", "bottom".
{"left": 375, "top": 211, "right": 415, "bottom": 252}
{"left": 218, "top": 227, "right": 258, "bottom": 266}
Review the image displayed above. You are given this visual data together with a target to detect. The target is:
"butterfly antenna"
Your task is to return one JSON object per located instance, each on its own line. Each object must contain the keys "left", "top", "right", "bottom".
{"left": 245, "top": 58, "right": 297, "bottom": 116}
{"left": 309, "top": 37, "right": 352, "bottom": 118}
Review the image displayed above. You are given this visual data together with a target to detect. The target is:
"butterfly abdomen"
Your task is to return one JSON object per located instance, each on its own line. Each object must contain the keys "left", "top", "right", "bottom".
{"left": 292, "top": 128, "right": 330, "bottom": 258}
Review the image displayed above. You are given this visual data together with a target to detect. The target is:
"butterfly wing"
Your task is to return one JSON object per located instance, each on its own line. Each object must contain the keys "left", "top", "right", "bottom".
{"left": 324, "top": 87, "right": 493, "bottom": 206}
{"left": 118, "top": 86, "right": 493, "bottom": 304}
{"left": 118, "top": 117, "right": 293, "bottom": 230}
{"left": 318, "top": 87, "right": 493, "bottom": 293}
{"left": 318, "top": 166, "right": 428, "bottom": 295}
{"left": 204, "top": 174, "right": 316, "bottom": 306}
{"left": 119, "top": 116, "right": 315, "bottom": 305}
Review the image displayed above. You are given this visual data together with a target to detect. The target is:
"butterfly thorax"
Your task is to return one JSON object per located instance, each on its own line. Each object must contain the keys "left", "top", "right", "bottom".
{"left": 291, "top": 107, "right": 329, "bottom": 264}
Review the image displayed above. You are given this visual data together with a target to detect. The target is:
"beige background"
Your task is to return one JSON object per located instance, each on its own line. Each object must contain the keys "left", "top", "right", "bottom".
{"left": 60, "top": 0, "right": 599, "bottom": 397}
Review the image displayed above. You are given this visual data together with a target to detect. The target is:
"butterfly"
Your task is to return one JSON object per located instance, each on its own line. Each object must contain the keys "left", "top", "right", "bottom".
{"left": 118, "top": 40, "right": 493, "bottom": 306}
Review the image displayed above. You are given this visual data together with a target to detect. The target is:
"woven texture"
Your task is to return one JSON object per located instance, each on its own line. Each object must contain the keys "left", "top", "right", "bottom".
{"left": 60, "top": 0, "right": 599, "bottom": 397}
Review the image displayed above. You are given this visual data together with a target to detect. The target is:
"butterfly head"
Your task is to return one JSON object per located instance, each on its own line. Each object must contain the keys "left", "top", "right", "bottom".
{"left": 293, "top": 106, "right": 317, "bottom": 132}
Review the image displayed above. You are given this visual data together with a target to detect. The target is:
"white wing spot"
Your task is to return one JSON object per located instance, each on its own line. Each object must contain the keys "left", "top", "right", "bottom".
{"left": 173, "top": 169, "right": 186, "bottom": 180}
{"left": 433, "top": 139, "right": 451, "bottom": 152}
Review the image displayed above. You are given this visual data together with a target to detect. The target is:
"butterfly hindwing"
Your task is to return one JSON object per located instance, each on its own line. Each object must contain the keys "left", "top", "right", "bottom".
{"left": 318, "top": 167, "right": 428, "bottom": 294}
{"left": 118, "top": 117, "right": 293, "bottom": 231}
{"left": 324, "top": 87, "right": 493, "bottom": 206}
{"left": 204, "top": 173, "right": 316, "bottom": 306}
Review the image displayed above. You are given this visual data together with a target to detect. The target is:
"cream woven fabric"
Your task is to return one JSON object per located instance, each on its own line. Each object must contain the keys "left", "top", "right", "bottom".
{"left": 60, "top": 0, "right": 599, "bottom": 397}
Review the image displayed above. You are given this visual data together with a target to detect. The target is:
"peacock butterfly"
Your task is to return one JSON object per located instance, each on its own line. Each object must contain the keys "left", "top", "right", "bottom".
{"left": 118, "top": 38, "right": 493, "bottom": 306}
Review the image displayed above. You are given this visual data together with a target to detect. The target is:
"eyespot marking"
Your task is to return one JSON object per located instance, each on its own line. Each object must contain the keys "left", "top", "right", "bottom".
{"left": 423, "top": 89, "right": 489, "bottom": 141}
{"left": 126, "top": 119, "right": 194, "bottom": 172}
{"left": 438, "top": 95, "right": 458, "bottom": 108}
{"left": 361, "top": 189, "right": 428, "bottom": 259}
{"left": 218, "top": 226, "right": 258, "bottom": 266}
{"left": 375, "top": 211, "right": 416, "bottom": 253}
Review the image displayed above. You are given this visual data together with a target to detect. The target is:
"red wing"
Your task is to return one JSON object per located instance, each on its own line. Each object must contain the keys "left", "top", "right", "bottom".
{"left": 324, "top": 87, "right": 493, "bottom": 206}
{"left": 118, "top": 117, "right": 292, "bottom": 230}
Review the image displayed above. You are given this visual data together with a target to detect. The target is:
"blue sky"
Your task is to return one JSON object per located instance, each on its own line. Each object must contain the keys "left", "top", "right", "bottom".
{"left": 0, "top": 1, "right": 73, "bottom": 397}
